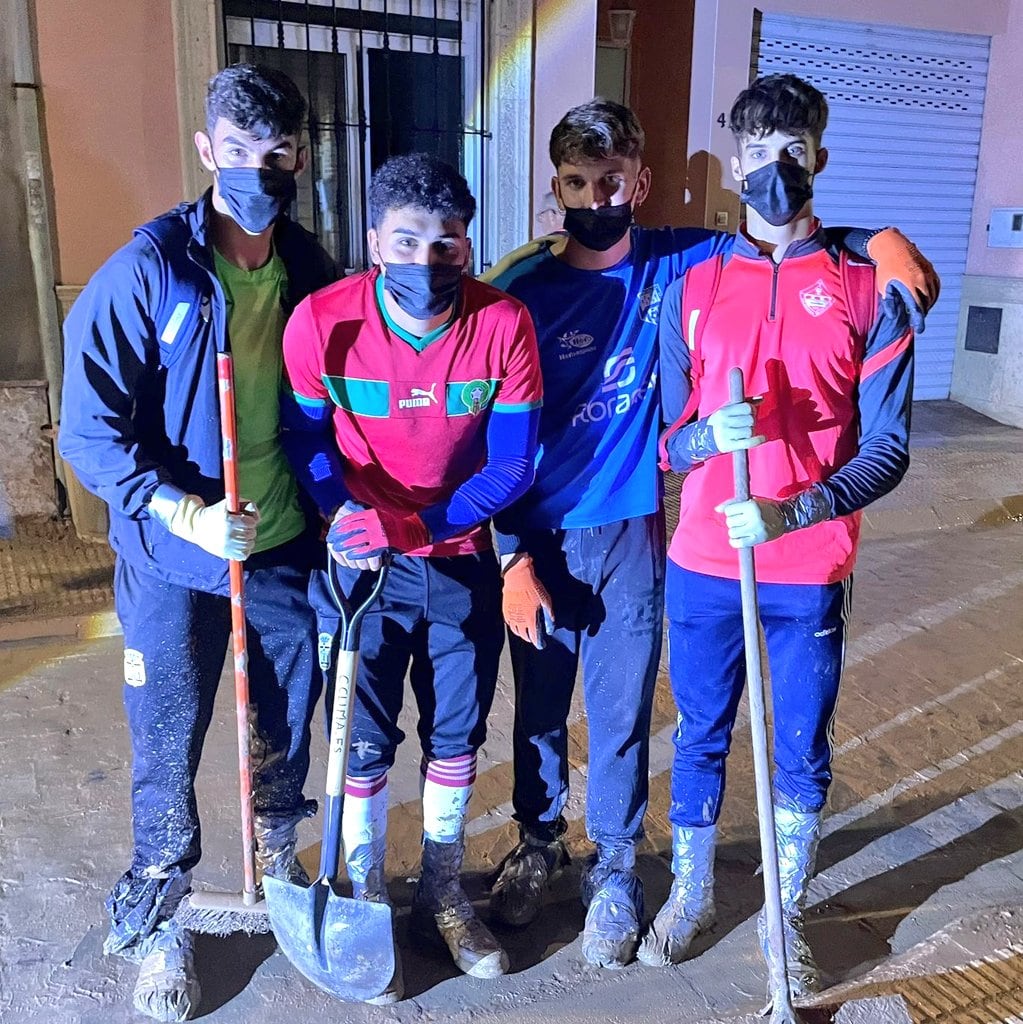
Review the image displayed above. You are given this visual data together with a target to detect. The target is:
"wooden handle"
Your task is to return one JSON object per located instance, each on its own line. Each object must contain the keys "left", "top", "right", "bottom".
{"left": 728, "top": 367, "right": 751, "bottom": 503}
{"left": 217, "top": 352, "right": 257, "bottom": 903}
{"left": 727, "top": 365, "right": 797, "bottom": 1014}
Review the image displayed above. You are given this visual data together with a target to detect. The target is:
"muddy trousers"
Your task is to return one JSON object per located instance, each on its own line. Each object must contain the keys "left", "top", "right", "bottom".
{"left": 507, "top": 512, "right": 665, "bottom": 853}
{"left": 113, "top": 538, "right": 322, "bottom": 881}
{"left": 666, "top": 562, "right": 852, "bottom": 825}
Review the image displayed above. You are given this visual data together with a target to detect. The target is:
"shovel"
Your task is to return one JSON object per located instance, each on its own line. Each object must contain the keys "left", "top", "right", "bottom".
{"left": 263, "top": 555, "right": 394, "bottom": 1000}
{"left": 728, "top": 367, "right": 808, "bottom": 1024}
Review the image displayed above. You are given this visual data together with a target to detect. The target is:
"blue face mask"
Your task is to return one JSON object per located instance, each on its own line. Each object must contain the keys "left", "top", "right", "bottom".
{"left": 215, "top": 165, "right": 297, "bottom": 234}
{"left": 740, "top": 161, "right": 813, "bottom": 227}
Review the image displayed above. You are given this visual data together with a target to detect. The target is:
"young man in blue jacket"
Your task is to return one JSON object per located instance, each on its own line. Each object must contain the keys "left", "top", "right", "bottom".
{"left": 59, "top": 64, "right": 336, "bottom": 1022}
{"left": 483, "top": 98, "right": 938, "bottom": 970}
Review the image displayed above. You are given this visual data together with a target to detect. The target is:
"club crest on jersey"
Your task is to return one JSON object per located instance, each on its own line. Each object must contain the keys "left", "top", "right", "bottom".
{"left": 557, "top": 330, "right": 596, "bottom": 361}
{"left": 800, "top": 280, "right": 834, "bottom": 317}
{"left": 317, "top": 631, "right": 333, "bottom": 671}
{"left": 398, "top": 383, "right": 438, "bottom": 409}
{"left": 460, "top": 379, "right": 493, "bottom": 415}
{"left": 638, "top": 283, "right": 663, "bottom": 325}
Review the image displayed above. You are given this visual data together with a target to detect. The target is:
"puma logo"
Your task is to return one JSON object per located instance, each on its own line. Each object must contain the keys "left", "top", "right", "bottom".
{"left": 399, "top": 383, "right": 439, "bottom": 409}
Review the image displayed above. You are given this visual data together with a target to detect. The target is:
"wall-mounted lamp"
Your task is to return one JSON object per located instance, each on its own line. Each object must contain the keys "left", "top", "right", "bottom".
{"left": 608, "top": 7, "right": 636, "bottom": 48}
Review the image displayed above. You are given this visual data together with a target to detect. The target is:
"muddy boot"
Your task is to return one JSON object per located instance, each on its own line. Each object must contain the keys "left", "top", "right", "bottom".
{"left": 412, "top": 837, "right": 509, "bottom": 979}
{"left": 132, "top": 918, "right": 201, "bottom": 1022}
{"left": 580, "top": 847, "right": 643, "bottom": 969}
{"left": 490, "top": 822, "right": 571, "bottom": 927}
{"left": 348, "top": 839, "right": 403, "bottom": 1004}
{"left": 757, "top": 806, "right": 822, "bottom": 999}
{"left": 638, "top": 824, "right": 716, "bottom": 967}
{"left": 255, "top": 811, "right": 312, "bottom": 885}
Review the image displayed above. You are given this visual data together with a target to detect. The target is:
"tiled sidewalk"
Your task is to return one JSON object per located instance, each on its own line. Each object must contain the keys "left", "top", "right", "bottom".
{"left": 0, "top": 514, "right": 116, "bottom": 641}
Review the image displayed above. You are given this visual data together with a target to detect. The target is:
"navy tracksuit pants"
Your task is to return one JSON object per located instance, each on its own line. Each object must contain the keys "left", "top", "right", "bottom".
{"left": 308, "top": 551, "right": 504, "bottom": 779}
{"left": 113, "top": 533, "right": 322, "bottom": 878}
{"left": 507, "top": 512, "right": 665, "bottom": 855}
{"left": 666, "top": 561, "right": 852, "bottom": 825}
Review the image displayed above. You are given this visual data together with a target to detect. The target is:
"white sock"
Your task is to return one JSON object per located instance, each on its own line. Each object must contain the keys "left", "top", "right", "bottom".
{"left": 342, "top": 772, "right": 388, "bottom": 886}
{"left": 421, "top": 754, "right": 476, "bottom": 844}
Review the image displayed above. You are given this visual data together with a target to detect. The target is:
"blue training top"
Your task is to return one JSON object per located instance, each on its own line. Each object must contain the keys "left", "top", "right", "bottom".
{"left": 489, "top": 225, "right": 731, "bottom": 545}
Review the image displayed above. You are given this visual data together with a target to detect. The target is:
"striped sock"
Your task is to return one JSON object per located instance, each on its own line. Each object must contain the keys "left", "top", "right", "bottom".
{"left": 421, "top": 753, "right": 477, "bottom": 844}
{"left": 342, "top": 771, "right": 388, "bottom": 888}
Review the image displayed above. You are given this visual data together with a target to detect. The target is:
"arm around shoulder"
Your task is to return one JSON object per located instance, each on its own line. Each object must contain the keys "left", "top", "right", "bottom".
{"left": 820, "top": 300, "right": 914, "bottom": 516}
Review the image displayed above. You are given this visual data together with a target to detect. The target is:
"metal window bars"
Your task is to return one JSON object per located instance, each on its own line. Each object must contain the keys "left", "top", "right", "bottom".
{"left": 223, "top": 0, "right": 489, "bottom": 273}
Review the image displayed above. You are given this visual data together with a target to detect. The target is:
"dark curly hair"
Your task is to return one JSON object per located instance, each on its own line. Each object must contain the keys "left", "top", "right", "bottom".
{"left": 368, "top": 153, "right": 476, "bottom": 229}
{"left": 729, "top": 74, "right": 828, "bottom": 144}
{"left": 549, "top": 98, "right": 645, "bottom": 168}
{"left": 205, "top": 63, "right": 307, "bottom": 139}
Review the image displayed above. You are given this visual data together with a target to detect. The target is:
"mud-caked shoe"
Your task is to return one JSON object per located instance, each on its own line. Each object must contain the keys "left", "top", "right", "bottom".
{"left": 255, "top": 810, "right": 314, "bottom": 886}
{"left": 758, "top": 805, "right": 823, "bottom": 999}
{"left": 580, "top": 867, "right": 643, "bottom": 969}
{"left": 757, "top": 909, "right": 821, "bottom": 999}
{"left": 132, "top": 919, "right": 201, "bottom": 1023}
{"left": 490, "top": 828, "right": 571, "bottom": 927}
{"left": 412, "top": 837, "right": 509, "bottom": 979}
{"left": 638, "top": 824, "right": 716, "bottom": 967}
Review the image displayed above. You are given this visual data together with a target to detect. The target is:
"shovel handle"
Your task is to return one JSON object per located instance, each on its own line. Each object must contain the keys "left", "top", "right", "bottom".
{"left": 217, "top": 353, "right": 258, "bottom": 905}
{"left": 326, "top": 554, "right": 390, "bottom": 651}
{"left": 728, "top": 368, "right": 798, "bottom": 1018}
{"left": 319, "top": 555, "right": 390, "bottom": 881}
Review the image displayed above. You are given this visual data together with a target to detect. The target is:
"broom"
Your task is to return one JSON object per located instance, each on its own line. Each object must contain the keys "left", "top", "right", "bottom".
{"left": 177, "top": 351, "right": 273, "bottom": 936}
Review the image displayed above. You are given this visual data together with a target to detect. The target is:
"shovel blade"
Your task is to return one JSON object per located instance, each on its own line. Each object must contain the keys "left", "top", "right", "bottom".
{"left": 263, "top": 876, "right": 395, "bottom": 1001}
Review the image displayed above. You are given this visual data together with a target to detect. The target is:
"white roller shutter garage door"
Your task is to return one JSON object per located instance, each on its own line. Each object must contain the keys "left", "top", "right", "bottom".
{"left": 756, "top": 13, "right": 990, "bottom": 399}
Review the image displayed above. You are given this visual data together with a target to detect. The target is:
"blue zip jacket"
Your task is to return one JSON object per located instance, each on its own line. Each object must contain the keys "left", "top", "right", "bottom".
{"left": 58, "top": 190, "right": 337, "bottom": 593}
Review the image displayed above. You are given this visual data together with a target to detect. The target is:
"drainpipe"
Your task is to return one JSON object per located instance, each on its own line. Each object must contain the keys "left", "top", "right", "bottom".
{"left": 11, "top": 0, "right": 67, "bottom": 502}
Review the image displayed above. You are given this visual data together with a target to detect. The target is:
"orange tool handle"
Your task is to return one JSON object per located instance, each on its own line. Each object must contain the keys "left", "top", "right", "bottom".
{"left": 217, "top": 352, "right": 258, "bottom": 904}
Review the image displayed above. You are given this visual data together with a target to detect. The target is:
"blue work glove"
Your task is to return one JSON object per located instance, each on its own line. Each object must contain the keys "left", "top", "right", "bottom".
{"left": 327, "top": 500, "right": 430, "bottom": 568}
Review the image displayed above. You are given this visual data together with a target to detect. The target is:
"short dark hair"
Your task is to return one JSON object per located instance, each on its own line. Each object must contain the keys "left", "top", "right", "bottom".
{"left": 367, "top": 153, "right": 476, "bottom": 229}
{"left": 205, "top": 63, "right": 307, "bottom": 139}
{"left": 729, "top": 74, "right": 828, "bottom": 144}
{"left": 549, "top": 98, "right": 645, "bottom": 168}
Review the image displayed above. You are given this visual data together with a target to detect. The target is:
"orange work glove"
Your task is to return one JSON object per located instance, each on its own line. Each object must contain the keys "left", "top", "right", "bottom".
{"left": 502, "top": 555, "right": 555, "bottom": 649}
{"left": 866, "top": 227, "right": 940, "bottom": 333}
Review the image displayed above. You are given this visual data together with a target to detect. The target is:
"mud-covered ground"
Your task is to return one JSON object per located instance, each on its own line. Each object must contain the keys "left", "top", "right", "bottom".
{"left": 2, "top": 402, "right": 1022, "bottom": 1024}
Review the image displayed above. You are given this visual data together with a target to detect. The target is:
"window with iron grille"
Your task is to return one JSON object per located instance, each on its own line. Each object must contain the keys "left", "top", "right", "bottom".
{"left": 223, "top": 0, "right": 488, "bottom": 273}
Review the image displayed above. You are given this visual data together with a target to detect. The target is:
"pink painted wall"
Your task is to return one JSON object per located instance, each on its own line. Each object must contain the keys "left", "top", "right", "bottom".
{"left": 687, "top": 0, "right": 1016, "bottom": 271}
{"left": 34, "top": 0, "right": 184, "bottom": 286}
{"left": 965, "top": 0, "right": 1023, "bottom": 277}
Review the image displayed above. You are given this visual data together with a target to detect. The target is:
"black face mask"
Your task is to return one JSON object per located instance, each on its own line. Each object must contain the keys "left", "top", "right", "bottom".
{"left": 740, "top": 161, "right": 814, "bottom": 227}
{"left": 562, "top": 201, "right": 634, "bottom": 252}
{"left": 216, "top": 166, "right": 297, "bottom": 234}
{"left": 382, "top": 262, "right": 463, "bottom": 319}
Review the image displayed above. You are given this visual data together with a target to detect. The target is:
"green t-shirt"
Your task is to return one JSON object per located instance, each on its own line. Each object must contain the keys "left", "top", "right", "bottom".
{"left": 214, "top": 247, "right": 306, "bottom": 553}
